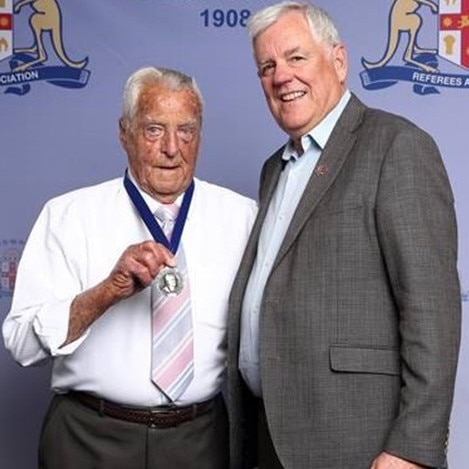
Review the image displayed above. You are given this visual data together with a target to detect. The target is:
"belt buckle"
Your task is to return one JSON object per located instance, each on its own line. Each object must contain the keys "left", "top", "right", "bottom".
{"left": 147, "top": 404, "right": 196, "bottom": 428}
{"left": 148, "top": 407, "right": 179, "bottom": 428}
{"left": 149, "top": 409, "right": 163, "bottom": 428}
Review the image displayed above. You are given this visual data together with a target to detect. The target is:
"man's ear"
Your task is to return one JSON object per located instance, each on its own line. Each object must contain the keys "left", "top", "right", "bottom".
{"left": 119, "top": 118, "right": 128, "bottom": 145}
{"left": 333, "top": 44, "right": 348, "bottom": 84}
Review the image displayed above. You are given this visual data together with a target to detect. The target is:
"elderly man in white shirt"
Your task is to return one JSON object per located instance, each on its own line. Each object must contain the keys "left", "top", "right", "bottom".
{"left": 3, "top": 66, "right": 257, "bottom": 469}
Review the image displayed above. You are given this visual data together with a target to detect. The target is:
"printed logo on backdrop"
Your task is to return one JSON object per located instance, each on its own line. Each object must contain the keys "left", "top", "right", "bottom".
{"left": 0, "top": 239, "right": 24, "bottom": 299}
{"left": 0, "top": 0, "right": 90, "bottom": 96}
{"left": 360, "top": 0, "right": 469, "bottom": 95}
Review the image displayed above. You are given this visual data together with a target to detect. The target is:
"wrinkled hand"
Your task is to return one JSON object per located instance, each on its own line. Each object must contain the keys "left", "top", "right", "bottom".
{"left": 62, "top": 241, "right": 175, "bottom": 347}
{"left": 107, "top": 240, "right": 175, "bottom": 301}
{"left": 370, "top": 452, "right": 427, "bottom": 469}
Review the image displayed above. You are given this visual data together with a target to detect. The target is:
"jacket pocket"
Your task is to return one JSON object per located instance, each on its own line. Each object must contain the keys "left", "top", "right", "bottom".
{"left": 329, "top": 345, "right": 400, "bottom": 375}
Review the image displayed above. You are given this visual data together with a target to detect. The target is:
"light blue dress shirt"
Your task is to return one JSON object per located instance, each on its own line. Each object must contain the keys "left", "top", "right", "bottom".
{"left": 239, "top": 90, "right": 351, "bottom": 396}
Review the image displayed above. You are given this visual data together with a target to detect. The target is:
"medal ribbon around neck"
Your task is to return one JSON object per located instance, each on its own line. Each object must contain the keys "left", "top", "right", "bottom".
{"left": 123, "top": 169, "right": 194, "bottom": 254}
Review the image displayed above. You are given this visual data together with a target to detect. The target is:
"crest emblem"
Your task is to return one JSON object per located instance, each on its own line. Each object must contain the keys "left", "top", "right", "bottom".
{"left": 0, "top": 1, "right": 13, "bottom": 63}
{"left": 0, "top": 239, "right": 24, "bottom": 299}
{"left": 439, "top": 0, "right": 469, "bottom": 69}
{"left": 0, "top": 0, "right": 90, "bottom": 95}
{"left": 360, "top": 0, "right": 469, "bottom": 95}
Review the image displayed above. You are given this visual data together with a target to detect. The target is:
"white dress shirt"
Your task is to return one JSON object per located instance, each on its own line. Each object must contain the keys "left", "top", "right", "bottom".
{"left": 3, "top": 176, "right": 257, "bottom": 406}
{"left": 239, "top": 91, "right": 351, "bottom": 396}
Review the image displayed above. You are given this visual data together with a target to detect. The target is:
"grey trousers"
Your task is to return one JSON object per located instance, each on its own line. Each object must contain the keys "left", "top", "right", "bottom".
{"left": 38, "top": 393, "right": 229, "bottom": 469}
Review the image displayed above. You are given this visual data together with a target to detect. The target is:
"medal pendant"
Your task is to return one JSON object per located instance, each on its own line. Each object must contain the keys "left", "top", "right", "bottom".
{"left": 155, "top": 267, "right": 183, "bottom": 296}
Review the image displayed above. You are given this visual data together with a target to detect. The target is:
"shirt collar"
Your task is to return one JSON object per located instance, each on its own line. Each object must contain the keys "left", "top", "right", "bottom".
{"left": 282, "top": 89, "right": 351, "bottom": 161}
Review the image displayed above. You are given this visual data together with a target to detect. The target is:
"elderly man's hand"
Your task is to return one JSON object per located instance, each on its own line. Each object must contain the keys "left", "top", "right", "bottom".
{"left": 108, "top": 240, "right": 175, "bottom": 299}
{"left": 61, "top": 240, "right": 175, "bottom": 347}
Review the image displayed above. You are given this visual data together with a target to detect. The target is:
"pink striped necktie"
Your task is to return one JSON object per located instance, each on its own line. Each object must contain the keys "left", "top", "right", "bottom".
{"left": 151, "top": 203, "right": 194, "bottom": 401}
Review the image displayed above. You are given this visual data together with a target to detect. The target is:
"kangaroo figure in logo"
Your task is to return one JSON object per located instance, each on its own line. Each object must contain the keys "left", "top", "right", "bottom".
{"left": 362, "top": 0, "right": 438, "bottom": 73}
{"left": 13, "top": 0, "right": 88, "bottom": 71}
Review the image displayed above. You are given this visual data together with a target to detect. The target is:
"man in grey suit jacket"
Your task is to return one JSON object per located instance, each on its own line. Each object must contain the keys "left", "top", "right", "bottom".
{"left": 228, "top": 2, "right": 461, "bottom": 469}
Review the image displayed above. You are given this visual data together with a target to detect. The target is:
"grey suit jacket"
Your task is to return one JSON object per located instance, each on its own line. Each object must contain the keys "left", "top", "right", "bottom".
{"left": 228, "top": 94, "right": 461, "bottom": 469}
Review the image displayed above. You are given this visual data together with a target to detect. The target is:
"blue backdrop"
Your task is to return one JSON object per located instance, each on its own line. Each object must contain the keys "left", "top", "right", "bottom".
{"left": 1, "top": 1, "right": 467, "bottom": 467}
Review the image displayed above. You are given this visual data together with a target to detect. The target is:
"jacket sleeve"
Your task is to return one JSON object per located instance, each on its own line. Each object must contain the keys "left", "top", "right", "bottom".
{"left": 376, "top": 123, "right": 461, "bottom": 467}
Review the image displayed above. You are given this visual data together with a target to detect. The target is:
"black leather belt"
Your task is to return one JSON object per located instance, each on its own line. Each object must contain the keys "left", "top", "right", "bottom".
{"left": 67, "top": 391, "right": 215, "bottom": 428}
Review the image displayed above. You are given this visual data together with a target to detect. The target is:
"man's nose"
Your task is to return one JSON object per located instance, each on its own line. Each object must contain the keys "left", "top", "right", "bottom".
{"left": 272, "top": 61, "right": 293, "bottom": 85}
{"left": 161, "top": 130, "right": 179, "bottom": 156}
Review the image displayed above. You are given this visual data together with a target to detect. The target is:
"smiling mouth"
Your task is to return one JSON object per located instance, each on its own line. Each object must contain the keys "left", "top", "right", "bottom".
{"left": 280, "top": 90, "right": 306, "bottom": 102}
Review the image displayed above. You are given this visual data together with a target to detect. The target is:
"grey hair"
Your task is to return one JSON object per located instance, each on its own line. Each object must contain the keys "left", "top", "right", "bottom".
{"left": 121, "top": 66, "right": 203, "bottom": 124}
{"left": 247, "top": 1, "right": 341, "bottom": 47}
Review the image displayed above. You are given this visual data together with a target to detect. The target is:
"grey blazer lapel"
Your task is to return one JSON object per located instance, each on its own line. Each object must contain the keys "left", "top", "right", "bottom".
{"left": 274, "top": 94, "right": 366, "bottom": 268}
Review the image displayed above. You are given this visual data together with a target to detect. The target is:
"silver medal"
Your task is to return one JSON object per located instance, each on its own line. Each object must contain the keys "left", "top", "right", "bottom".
{"left": 155, "top": 267, "right": 183, "bottom": 296}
